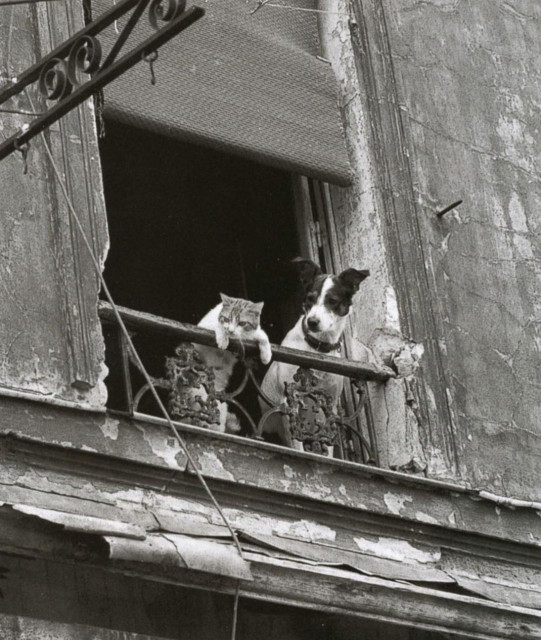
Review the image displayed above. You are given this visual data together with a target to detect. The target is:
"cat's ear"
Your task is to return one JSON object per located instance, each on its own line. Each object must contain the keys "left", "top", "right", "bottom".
{"left": 338, "top": 268, "right": 370, "bottom": 294}
{"left": 219, "top": 293, "right": 233, "bottom": 304}
{"left": 252, "top": 301, "right": 264, "bottom": 314}
{"left": 291, "top": 257, "right": 323, "bottom": 292}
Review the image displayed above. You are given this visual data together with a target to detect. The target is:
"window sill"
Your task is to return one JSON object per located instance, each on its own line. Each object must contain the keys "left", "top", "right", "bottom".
{"left": 0, "top": 395, "right": 540, "bottom": 550}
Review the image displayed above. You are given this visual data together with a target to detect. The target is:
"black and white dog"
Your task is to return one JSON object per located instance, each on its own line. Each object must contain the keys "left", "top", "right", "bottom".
{"left": 260, "top": 258, "right": 369, "bottom": 448}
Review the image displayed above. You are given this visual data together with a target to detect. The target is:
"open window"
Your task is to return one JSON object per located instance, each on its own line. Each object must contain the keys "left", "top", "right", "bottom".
{"left": 98, "top": 116, "right": 383, "bottom": 463}
{"left": 94, "top": 0, "right": 386, "bottom": 463}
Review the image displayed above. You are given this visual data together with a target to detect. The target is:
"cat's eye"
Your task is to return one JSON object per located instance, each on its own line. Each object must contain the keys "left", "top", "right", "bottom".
{"left": 239, "top": 321, "right": 252, "bottom": 328}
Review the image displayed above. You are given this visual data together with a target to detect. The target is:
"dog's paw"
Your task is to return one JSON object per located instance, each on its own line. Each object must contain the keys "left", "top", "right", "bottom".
{"left": 260, "top": 343, "right": 272, "bottom": 365}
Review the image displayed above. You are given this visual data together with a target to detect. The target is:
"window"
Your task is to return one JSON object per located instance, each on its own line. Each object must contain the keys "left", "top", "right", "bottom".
{"left": 98, "top": 118, "right": 383, "bottom": 464}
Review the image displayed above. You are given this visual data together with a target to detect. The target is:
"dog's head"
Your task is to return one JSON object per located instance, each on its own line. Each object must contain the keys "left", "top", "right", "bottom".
{"left": 292, "top": 258, "right": 369, "bottom": 335}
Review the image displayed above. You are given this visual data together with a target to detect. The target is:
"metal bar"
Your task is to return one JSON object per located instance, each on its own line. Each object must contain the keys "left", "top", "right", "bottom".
{"left": 0, "top": 6, "right": 205, "bottom": 160}
{"left": 118, "top": 328, "right": 135, "bottom": 415}
{"left": 361, "top": 380, "right": 380, "bottom": 466}
{"left": 99, "top": 0, "right": 151, "bottom": 70}
{"left": 0, "top": 0, "right": 142, "bottom": 105}
{"left": 98, "top": 302, "right": 396, "bottom": 382}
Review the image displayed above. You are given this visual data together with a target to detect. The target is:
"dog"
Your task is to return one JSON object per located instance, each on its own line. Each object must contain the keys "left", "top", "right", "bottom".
{"left": 260, "top": 258, "right": 369, "bottom": 449}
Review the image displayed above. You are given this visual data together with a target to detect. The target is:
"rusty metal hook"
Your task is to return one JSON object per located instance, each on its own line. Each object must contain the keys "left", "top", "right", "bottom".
{"left": 14, "top": 138, "right": 29, "bottom": 174}
{"left": 142, "top": 50, "right": 159, "bottom": 85}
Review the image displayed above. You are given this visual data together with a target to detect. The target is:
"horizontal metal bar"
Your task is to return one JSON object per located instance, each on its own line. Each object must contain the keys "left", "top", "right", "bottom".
{"left": 0, "top": 6, "right": 205, "bottom": 161}
{"left": 98, "top": 302, "right": 396, "bottom": 382}
{"left": 0, "top": 0, "right": 141, "bottom": 105}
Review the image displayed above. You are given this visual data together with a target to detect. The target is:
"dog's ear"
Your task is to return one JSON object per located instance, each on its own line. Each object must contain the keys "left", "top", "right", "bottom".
{"left": 291, "top": 257, "right": 323, "bottom": 292}
{"left": 338, "top": 268, "right": 370, "bottom": 294}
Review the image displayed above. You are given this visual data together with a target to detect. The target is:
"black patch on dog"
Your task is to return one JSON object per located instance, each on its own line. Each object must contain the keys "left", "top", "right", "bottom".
{"left": 303, "top": 274, "right": 328, "bottom": 313}
{"left": 291, "top": 257, "right": 322, "bottom": 293}
{"left": 292, "top": 258, "right": 370, "bottom": 317}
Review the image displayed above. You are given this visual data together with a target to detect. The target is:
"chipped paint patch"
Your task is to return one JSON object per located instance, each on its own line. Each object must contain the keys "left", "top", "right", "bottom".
{"left": 80, "top": 444, "right": 98, "bottom": 453}
{"left": 137, "top": 425, "right": 183, "bottom": 470}
{"left": 275, "top": 519, "right": 337, "bottom": 543}
{"left": 217, "top": 509, "right": 336, "bottom": 543}
{"left": 415, "top": 512, "right": 440, "bottom": 526}
{"left": 354, "top": 536, "right": 440, "bottom": 564}
{"left": 384, "top": 286, "right": 401, "bottom": 333}
{"left": 99, "top": 417, "right": 119, "bottom": 441}
{"left": 283, "top": 465, "right": 295, "bottom": 479}
{"left": 384, "top": 491, "right": 413, "bottom": 515}
{"left": 196, "top": 451, "right": 235, "bottom": 481}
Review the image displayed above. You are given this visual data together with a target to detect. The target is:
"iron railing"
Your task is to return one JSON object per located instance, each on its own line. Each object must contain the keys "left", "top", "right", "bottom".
{"left": 98, "top": 302, "right": 395, "bottom": 465}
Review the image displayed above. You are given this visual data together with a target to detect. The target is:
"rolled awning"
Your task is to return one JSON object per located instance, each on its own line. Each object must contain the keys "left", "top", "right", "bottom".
{"left": 94, "top": 0, "right": 353, "bottom": 186}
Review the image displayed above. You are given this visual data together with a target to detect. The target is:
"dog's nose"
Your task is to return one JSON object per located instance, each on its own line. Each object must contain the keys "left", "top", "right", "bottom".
{"left": 307, "top": 317, "right": 320, "bottom": 331}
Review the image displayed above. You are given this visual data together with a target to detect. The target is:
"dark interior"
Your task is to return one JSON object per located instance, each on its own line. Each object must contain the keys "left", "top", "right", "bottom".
{"left": 99, "top": 120, "right": 302, "bottom": 416}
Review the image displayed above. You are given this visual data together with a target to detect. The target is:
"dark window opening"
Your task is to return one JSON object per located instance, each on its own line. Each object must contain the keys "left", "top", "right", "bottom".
{"left": 99, "top": 121, "right": 302, "bottom": 428}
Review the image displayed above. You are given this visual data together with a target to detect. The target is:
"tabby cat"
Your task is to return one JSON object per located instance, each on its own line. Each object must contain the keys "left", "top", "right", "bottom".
{"left": 194, "top": 294, "right": 272, "bottom": 433}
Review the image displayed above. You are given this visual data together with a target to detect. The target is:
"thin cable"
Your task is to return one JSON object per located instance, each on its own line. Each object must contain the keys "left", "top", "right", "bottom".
{"left": 0, "top": 0, "right": 62, "bottom": 6}
{"left": 256, "top": 3, "right": 349, "bottom": 16}
{"left": 0, "top": 107, "right": 43, "bottom": 115}
{"left": 29, "top": 95, "right": 244, "bottom": 559}
{"left": 231, "top": 581, "right": 240, "bottom": 640}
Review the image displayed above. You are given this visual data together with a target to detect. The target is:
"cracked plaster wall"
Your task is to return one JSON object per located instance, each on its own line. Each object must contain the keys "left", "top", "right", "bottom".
{"left": 0, "top": 8, "right": 109, "bottom": 409}
{"left": 319, "top": 3, "right": 427, "bottom": 473}
{"left": 323, "top": 0, "right": 541, "bottom": 499}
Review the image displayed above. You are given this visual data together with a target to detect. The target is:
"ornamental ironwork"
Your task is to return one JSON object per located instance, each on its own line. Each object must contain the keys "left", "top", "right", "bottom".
{"left": 99, "top": 303, "right": 388, "bottom": 465}
{"left": 0, "top": 0, "right": 204, "bottom": 161}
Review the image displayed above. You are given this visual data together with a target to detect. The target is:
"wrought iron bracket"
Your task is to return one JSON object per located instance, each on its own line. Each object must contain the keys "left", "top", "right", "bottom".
{"left": 0, "top": 0, "right": 204, "bottom": 161}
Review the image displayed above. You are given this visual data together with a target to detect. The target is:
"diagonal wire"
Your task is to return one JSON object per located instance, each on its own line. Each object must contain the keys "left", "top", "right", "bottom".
{"left": 25, "top": 92, "right": 244, "bottom": 559}
{"left": 0, "top": 0, "right": 63, "bottom": 6}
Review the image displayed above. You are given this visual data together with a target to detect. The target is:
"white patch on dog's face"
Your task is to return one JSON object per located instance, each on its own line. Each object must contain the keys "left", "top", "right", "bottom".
{"left": 305, "top": 277, "right": 348, "bottom": 334}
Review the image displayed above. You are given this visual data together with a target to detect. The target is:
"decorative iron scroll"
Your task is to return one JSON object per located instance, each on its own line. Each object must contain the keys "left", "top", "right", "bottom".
{"left": 112, "top": 330, "right": 378, "bottom": 464}
{"left": 0, "top": 0, "right": 204, "bottom": 161}
{"left": 284, "top": 368, "right": 338, "bottom": 455}
{"left": 166, "top": 343, "right": 221, "bottom": 428}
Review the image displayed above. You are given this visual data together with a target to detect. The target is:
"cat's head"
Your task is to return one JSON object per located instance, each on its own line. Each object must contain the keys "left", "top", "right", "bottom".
{"left": 219, "top": 293, "right": 264, "bottom": 337}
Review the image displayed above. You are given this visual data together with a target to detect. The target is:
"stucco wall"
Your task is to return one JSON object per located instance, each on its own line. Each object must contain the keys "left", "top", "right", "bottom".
{"left": 322, "top": 0, "right": 541, "bottom": 500}
{"left": 385, "top": 0, "right": 541, "bottom": 500}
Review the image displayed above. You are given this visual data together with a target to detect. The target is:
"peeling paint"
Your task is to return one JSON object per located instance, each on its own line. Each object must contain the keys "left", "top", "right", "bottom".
{"left": 354, "top": 536, "right": 440, "bottom": 564}
{"left": 415, "top": 512, "right": 440, "bottom": 525}
{"left": 196, "top": 451, "right": 235, "bottom": 481}
{"left": 274, "top": 519, "right": 337, "bottom": 543}
{"left": 384, "top": 491, "right": 413, "bottom": 515}
{"left": 384, "top": 286, "right": 401, "bottom": 333}
{"left": 136, "top": 424, "right": 183, "bottom": 470}
{"left": 99, "top": 416, "right": 119, "bottom": 441}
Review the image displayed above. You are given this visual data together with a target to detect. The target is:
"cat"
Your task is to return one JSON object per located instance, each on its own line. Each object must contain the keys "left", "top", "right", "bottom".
{"left": 194, "top": 293, "right": 272, "bottom": 433}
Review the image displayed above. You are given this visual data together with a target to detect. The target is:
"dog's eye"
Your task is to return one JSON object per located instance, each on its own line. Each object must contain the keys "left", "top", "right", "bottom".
{"left": 306, "top": 292, "right": 318, "bottom": 303}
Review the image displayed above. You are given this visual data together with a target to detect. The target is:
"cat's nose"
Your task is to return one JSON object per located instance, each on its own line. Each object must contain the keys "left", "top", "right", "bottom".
{"left": 307, "top": 317, "right": 320, "bottom": 331}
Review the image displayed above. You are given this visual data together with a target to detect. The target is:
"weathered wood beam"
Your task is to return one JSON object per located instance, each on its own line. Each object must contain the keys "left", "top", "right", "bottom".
{"left": 0, "top": 613, "right": 171, "bottom": 640}
{"left": 98, "top": 301, "right": 395, "bottom": 382}
{"left": 0, "top": 511, "right": 540, "bottom": 640}
{"left": 1, "top": 397, "right": 540, "bottom": 555}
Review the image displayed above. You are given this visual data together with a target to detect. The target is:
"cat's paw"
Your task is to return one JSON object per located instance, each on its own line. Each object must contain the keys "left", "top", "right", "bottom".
{"left": 215, "top": 332, "right": 229, "bottom": 350}
{"left": 225, "top": 412, "right": 241, "bottom": 433}
{"left": 259, "top": 342, "right": 272, "bottom": 365}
